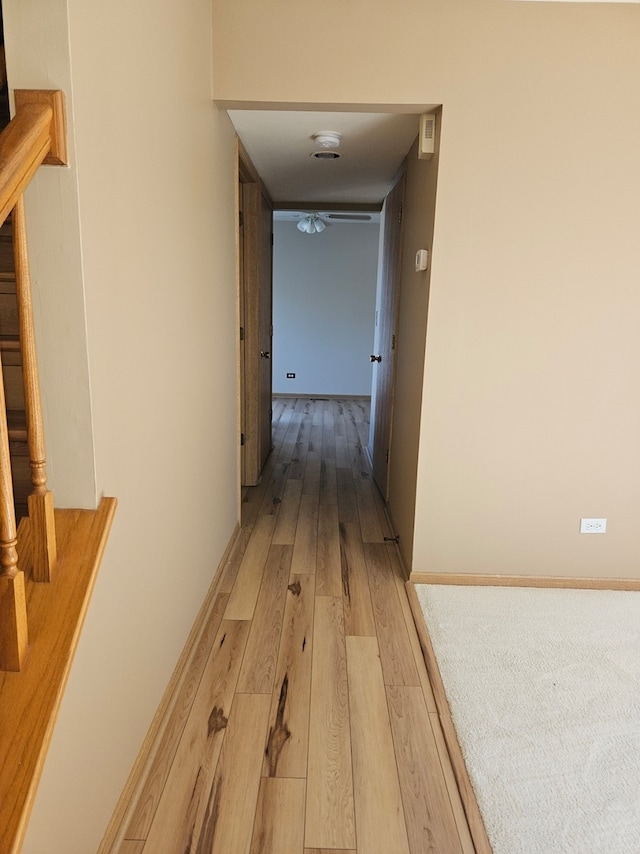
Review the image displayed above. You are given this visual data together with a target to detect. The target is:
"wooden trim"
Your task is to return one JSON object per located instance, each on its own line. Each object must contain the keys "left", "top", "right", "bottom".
{"left": 405, "top": 582, "right": 493, "bottom": 854}
{"left": 409, "top": 571, "right": 640, "bottom": 591}
{"left": 13, "top": 90, "right": 67, "bottom": 167}
{"left": 237, "top": 139, "right": 272, "bottom": 207}
{"left": 0, "top": 498, "right": 117, "bottom": 854}
{"left": 237, "top": 138, "right": 259, "bottom": 183}
{"left": 236, "top": 137, "right": 245, "bottom": 503}
{"left": 97, "top": 522, "right": 242, "bottom": 853}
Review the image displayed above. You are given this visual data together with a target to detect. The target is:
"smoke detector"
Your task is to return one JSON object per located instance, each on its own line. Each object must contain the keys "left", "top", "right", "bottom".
{"left": 312, "top": 131, "right": 342, "bottom": 149}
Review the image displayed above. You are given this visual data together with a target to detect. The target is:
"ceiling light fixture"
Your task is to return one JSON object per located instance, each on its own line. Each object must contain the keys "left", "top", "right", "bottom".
{"left": 312, "top": 131, "right": 342, "bottom": 149}
{"left": 297, "top": 213, "right": 326, "bottom": 234}
{"left": 310, "top": 130, "right": 342, "bottom": 160}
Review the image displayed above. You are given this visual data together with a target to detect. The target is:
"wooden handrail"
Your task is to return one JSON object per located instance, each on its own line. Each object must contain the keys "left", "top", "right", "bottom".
{"left": 0, "top": 91, "right": 66, "bottom": 669}
{"left": 0, "top": 103, "right": 52, "bottom": 227}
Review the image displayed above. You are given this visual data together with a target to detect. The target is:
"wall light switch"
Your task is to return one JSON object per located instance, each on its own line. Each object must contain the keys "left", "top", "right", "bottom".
{"left": 580, "top": 518, "right": 607, "bottom": 534}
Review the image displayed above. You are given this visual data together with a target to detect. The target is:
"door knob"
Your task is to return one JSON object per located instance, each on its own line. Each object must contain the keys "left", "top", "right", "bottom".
{"left": 260, "top": 351, "right": 271, "bottom": 359}
{"left": 370, "top": 354, "right": 382, "bottom": 363}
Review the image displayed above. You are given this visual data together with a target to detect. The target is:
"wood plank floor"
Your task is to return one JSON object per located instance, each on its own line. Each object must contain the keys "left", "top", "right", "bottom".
{"left": 114, "top": 398, "right": 473, "bottom": 854}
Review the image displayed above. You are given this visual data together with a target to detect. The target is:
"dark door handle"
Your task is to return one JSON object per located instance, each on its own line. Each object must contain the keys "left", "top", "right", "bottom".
{"left": 370, "top": 354, "right": 382, "bottom": 363}
{"left": 260, "top": 351, "right": 271, "bottom": 359}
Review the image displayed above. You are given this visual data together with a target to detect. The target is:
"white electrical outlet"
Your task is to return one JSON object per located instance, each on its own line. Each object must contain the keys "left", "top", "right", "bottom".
{"left": 580, "top": 518, "right": 607, "bottom": 534}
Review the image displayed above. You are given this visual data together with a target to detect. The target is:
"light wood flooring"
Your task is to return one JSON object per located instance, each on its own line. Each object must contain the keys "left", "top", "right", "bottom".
{"left": 114, "top": 398, "right": 474, "bottom": 854}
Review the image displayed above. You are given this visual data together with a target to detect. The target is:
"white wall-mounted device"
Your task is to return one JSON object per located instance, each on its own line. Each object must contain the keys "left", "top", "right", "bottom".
{"left": 415, "top": 249, "right": 429, "bottom": 272}
{"left": 418, "top": 113, "right": 436, "bottom": 160}
{"left": 580, "top": 518, "right": 607, "bottom": 534}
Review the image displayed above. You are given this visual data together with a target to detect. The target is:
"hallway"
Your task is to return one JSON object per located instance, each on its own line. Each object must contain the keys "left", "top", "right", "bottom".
{"left": 115, "top": 398, "right": 473, "bottom": 853}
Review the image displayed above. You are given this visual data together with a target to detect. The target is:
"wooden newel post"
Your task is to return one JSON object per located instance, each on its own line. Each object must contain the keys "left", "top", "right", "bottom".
{"left": 0, "top": 360, "right": 28, "bottom": 671}
{"left": 13, "top": 196, "right": 57, "bottom": 582}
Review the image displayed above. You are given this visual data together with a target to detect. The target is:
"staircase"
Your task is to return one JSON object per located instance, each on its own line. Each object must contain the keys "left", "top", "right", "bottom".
{"left": 0, "top": 73, "right": 118, "bottom": 851}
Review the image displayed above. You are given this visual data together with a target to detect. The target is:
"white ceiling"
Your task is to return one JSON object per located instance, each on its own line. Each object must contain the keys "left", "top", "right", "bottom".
{"left": 227, "top": 110, "right": 424, "bottom": 208}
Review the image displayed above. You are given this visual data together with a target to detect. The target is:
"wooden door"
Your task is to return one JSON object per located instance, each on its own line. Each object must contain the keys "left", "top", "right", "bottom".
{"left": 239, "top": 151, "right": 273, "bottom": 486}
{"left": 369, "top": 171, "right": 405, "bottom": 499}
{"left": 256, "top": 187, "right": 273, "bottom": 468}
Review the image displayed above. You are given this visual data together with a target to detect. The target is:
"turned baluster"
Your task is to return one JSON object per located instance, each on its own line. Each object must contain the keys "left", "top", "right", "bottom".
{"left": 13, "top": 196, "right": 56, "bottom": 581}
{"left": 0, "top": 348, "right": 28, "bottom": 670}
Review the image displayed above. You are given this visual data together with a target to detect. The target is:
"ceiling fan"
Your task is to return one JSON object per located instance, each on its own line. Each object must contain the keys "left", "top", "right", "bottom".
{"left": 297, "top": 212, "right": 326, "bottom": 234}
{"left": 295, "top": 210, "right": 374, "bottom": 234}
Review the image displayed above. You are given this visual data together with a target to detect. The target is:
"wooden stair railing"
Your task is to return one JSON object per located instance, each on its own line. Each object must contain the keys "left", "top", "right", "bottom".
{"left": 0, "top": 356, "right": 26, "bottom": 670}
{"left": 0, "top": 83, "right": 117, "bottom": 854}
{"left": 14, "top": 196, "right": 57, "bottom": 581}
{"left": 0, "top": 90, "right": 67, "bottom": 671}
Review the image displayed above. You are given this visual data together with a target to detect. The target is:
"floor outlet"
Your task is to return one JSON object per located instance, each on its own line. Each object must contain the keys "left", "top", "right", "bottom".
{"left": 580, "top": 518, "right": 607, "bottom": 534}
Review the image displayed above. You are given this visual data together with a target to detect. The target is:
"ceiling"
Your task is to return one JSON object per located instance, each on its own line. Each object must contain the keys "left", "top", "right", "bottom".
{"left": 227, "top": 110, "right": 424, "bottom": 208}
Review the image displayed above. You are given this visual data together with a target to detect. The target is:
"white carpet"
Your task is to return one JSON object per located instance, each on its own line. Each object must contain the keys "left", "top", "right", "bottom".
{"left": 415, "top": 584, "right": 640, "bottom": 854}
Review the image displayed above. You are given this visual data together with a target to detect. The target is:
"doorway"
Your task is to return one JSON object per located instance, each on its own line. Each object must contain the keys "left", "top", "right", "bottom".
{"left": 231, "top": 106, "right": 441, "bottom": 570}
{"left": 369, "top": 170, "right": 405, "bottom": 500}
{"left": 238, "top": 144, "right": 273, "bottom": 487}
{"left": 270, "top": 209, "right": 381, "bottom": 400}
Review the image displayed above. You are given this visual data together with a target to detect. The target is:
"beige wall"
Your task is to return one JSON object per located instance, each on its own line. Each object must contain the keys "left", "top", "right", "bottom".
{"left": 4, "top": 1, "right": 240, "bottom": 851}
{"left": 387, "top": 127, "right": 440, "bottom": 570}
{"left": 212, "top": 0, "right": 640, "bottom": 579}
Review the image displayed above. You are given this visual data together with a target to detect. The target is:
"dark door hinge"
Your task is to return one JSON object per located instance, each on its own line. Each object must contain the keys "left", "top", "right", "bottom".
{"left": 240, "top": 326, "right": 245, "bottom": 341}
{"left": 392, "top": 334, "right": 396, "bottom": 350}
{"left": 239, "top": 210, "right": 244, "bottom": 227}
{"left": 240, "top": 432, "right": 245, "bottom": 446}
{"left": 385, "top": 449, "right": 389, "bottom": 463}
